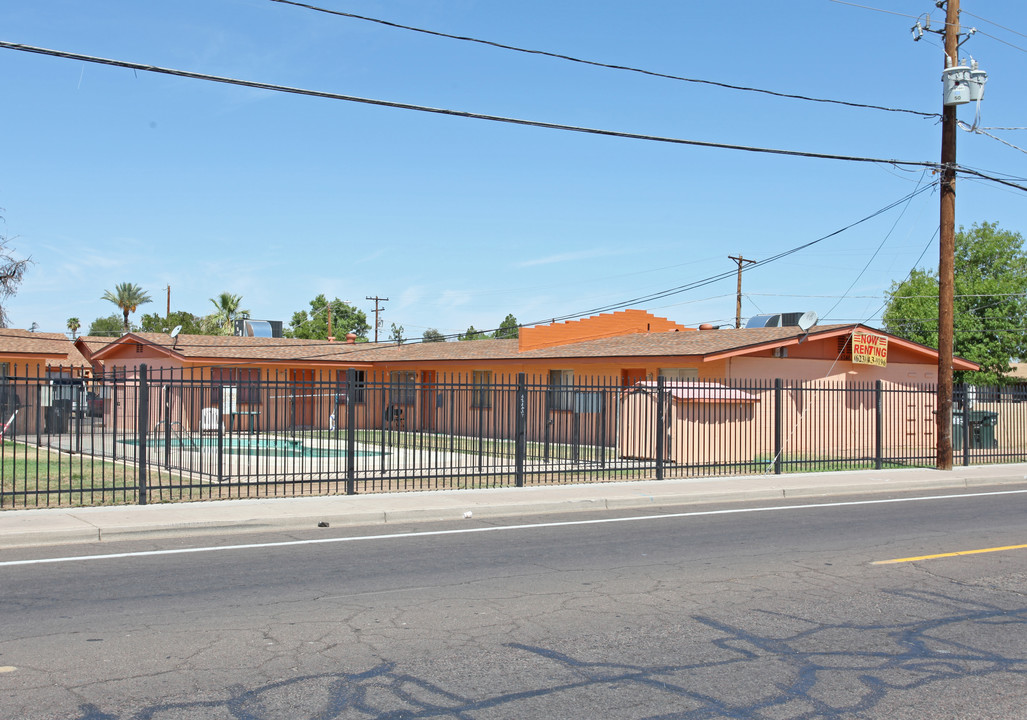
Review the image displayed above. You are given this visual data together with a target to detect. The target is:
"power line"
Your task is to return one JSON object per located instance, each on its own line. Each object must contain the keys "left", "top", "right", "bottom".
{"left": 827, "top": 1, "right": 919, "bottom": 21}
{"left": 0, "top": 40, "right": 945, "bottom": 170}
{"left": 962, "top": 10, "right": 1027, "bottom": 40}
{"left": 953, "top": 164, "right": 1027, "bottom": 192}
{"left": 959, "top": 122, "right": 1027, "bottom": 155}
{"left": 819, "top": 170, "right": 930, "bottom": 322}
{"left": 831, "top": 0, "right": 1027, "bottom": 53}
{"left": 749, "top": 292, "right": 1027, "bottom": 300}
{"left": 522, "top": 181, "right": 939, "bottom": 327}
{"left": 123, "top": 184, "right": 938, "bottom": 363}
{"left": 972, "top": 29, "right": 1027, "bottom": 54}
{"left": 269, "top": 0, "right": 939, "bottom": 119}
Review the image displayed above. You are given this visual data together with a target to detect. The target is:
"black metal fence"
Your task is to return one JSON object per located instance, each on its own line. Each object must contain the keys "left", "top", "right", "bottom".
{"left": 2, "top": 365, "right": 1025, "bottom": 508}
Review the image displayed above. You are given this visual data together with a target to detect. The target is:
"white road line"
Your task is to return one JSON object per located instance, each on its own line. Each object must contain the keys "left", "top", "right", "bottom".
{"left": 2, "top": 488, "right": 1026, "bottom": 568}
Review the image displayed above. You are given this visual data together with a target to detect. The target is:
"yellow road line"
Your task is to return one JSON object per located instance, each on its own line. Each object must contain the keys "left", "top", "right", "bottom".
{"left": 873, "top": 543, "right": 1027, "bottom": 565}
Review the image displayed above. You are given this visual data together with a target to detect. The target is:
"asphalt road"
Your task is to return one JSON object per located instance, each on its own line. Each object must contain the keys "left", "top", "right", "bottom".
{"left": 1, "top": 488, "right": 1026, "bottom": 719}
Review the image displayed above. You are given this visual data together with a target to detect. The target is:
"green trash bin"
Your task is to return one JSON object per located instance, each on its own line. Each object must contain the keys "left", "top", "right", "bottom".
{"left": 953, "top": 410, "right": 999, "bottom": 450}
{"left": 970, "top": 410, "right": 998, "bottom": 449}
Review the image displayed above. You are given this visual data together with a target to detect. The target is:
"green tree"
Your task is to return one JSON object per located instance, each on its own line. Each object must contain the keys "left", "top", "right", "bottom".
{"left": 66, "top": 317, "right": 80, "bottom": 339}
{"left": 138, "top": 310, "right": 205, "bottom": 335}
{"left": 883, "top": 221, "right": 1027, "bottom": 384}
{"left": 287, "top": 295, "right": 370, "bottom": 340}
{"left": 459, "top": 325, "right": 489, "bottom": 341}
{"left": 389, "top": 322, "right": 405, "bottom": 345}
{"left": 422, "top": 328, "right": 445, "bottom": 343}
{"left": 101, "top": 282, "right": 152, "bottom": 334}
{"left": 207, "top": 292, "right": 250, "bottom": 335}
{"left": 88, "top": 314, "right": 128, "bottom": 337}
{"left": 494, "top": 313, "right": 520, "bottom": 340}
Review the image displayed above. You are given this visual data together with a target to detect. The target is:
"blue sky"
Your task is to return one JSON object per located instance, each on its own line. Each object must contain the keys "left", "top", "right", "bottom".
{"left": 1, "top": 0, "right": 1025, "bottom": 339}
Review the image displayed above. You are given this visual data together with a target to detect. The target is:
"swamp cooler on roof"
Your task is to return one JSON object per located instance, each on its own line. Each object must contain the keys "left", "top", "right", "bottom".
{"left": 234, "top": 319, "right": 284, "bottom": 338}
{"left": 744, "top": 311, "right": 818, "bottom": 330}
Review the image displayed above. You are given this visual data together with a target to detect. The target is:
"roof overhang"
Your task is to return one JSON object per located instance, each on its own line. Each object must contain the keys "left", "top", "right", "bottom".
{"left": 701, "top": 325, "right": 980, "bottom": 371}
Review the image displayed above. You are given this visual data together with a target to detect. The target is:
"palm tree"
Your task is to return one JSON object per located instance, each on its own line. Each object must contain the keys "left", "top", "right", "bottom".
{"left": 101, "top": 283, "right": 152, "bottom": 334}
{"left": 66, "top": 317, "right": 80, "bottom": 339}
{"left": 209, "top": 292, "right": 250, "bottom": 334}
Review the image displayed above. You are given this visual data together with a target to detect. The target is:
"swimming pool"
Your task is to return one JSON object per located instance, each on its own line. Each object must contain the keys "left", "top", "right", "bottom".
{"left": 121, "top": 436, "right": 383, "bottom": 458}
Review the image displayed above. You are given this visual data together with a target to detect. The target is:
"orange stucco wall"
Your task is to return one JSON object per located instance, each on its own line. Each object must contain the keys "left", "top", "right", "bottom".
{"left": 518, "top": 310, "right": 693, "bottom": 351}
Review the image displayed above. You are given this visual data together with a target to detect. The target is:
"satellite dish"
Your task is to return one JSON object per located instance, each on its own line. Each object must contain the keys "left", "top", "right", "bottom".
{"left": 797, "top": 311, "right": 818, "bottom": 332}
{"left": 169, "top": 326, "right": 182, "bottom": 338}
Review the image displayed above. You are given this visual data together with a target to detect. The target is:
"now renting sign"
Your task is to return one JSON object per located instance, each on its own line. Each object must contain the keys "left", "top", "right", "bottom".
{"left": 851, "top": 331, "right": 888, "bottom": 367}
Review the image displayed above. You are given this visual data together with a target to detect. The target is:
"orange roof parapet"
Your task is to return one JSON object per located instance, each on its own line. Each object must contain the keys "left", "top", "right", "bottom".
{"left": 518, "top": 310, "right": 694, "bottom": 351}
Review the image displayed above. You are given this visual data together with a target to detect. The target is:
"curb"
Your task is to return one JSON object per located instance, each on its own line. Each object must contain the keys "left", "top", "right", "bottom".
{"left": 3, "top": 469, "right": 1026, "bottom": 549}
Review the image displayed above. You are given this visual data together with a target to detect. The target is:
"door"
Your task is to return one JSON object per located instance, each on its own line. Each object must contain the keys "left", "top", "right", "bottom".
{"left": 420, "top": 371, "right": 437, "bottom": 431}
{"left": 290, "top": 369, "right": 316, "bottom": 429}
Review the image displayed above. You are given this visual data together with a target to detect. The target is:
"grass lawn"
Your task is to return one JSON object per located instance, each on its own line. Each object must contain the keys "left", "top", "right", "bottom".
{"left": 1, "top": 440, "right": 166, "bottom": 508}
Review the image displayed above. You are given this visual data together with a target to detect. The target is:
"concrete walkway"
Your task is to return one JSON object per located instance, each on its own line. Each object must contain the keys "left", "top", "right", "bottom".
{"left": 2, "top": 463, "right": 1026, "bottom": 549}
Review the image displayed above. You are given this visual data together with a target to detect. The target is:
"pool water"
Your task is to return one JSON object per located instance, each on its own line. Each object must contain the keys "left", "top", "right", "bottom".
{"left": 121, "top": 435, "right": 382, "bottom": 458}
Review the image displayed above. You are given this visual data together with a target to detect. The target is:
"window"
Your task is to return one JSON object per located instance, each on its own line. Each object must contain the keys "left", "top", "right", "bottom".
{"left": 335, "top": 369, "right": 366, "bottom": 404}
{"left": 389, "top": 371, "right": 417, "bottom": 406}
{"left": 548, "top": 369, "right": 574, "bottom": 411}
{"left": 472, "top": 370, "right": 492, "bottom": 408}
{"left": 211, "top": 368, "right": 262, "bottom": 405}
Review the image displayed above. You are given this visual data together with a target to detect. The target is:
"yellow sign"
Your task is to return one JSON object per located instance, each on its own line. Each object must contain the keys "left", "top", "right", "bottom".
{"left": 851, "top": 331, "right": 888, "bottom": 367}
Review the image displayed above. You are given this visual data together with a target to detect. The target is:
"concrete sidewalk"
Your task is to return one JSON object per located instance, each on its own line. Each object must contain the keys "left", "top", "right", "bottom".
{"left": 2, "top": 463, "right": 1026, "bottom": 549}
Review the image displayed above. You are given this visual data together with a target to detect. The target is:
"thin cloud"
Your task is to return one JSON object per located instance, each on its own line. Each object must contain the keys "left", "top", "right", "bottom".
{"left": 516, "top": 248, "right": 623, "bottom": 268}
{"left": 438, "top": 289, "right": 472, "bottom": 308}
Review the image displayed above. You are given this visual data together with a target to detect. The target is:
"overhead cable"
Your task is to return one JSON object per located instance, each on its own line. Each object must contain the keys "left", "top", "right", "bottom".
{"left": 521, "top": 181, "right": 940, "bottom": 327}
{"left": 962, "top": 10, "right": 1027, "bottom": 40}
{"left": 269, "top": 0, "right": 938, "bottom": 119}
{"left": 953, "top": 165, "right": 1027, "bottom": 192}
{"left": 958, "top": 122, "right": 1027, "bottom": 156}
{"left": 117, "top": 182, "right": 939, "bottom": 364}
{"left": 0, "top": 41, "right": 943, "bottom": 170}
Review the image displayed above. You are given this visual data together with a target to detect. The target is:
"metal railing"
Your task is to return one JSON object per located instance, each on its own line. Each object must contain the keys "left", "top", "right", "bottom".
{"left": 2, "top": 365, "right": 1024, "bottom": 508}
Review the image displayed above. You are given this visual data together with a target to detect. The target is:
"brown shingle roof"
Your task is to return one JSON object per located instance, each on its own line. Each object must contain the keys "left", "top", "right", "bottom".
{"left": 363, "top": 326, "right": 857, "bottom": 362}
{"left": 0, "top": 329, "right": 88, "bottom": 367}
{"left": 82, "top": 324, "right": 971, "bottom": 369}
{"left": 93, "top": 333, "right": 386, "bottom": 365}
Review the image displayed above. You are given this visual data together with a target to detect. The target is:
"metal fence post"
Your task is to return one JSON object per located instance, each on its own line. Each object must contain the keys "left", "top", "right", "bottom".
{"left": 773, "top": 378, "right": 783, "bottom": 475}
{"left": 112, "top": 376, "right": 119, "bottom": 460}
{"left": 961, "top": 384, "right": 971, "bottom": 467}
{"left": 164, "top": 381, "right": 173, "bottom": 469}
{"left": 655, "top": 375, "right": 665, "bottom": 481}
{"left": 477, "top": 399, "right": 485, "bottom": 473}
{"left": 137, "top": 364, "right": 149, "bottom": 506}
{"left": 875, "top": 380, "right": 883, "bottom": 470}
{"left": 216, "top": 381, "right": 224, "bottom": 484}
{"left": 515, "top": 373, "right": 527, "bottom": 487}
{"left": 346, "top": 368, "right": 357, "bottom": 495}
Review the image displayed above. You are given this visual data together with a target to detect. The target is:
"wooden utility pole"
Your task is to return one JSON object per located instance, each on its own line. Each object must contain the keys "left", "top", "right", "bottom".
{"left": 937, "top": 0, "right": 960, "bottom": 470}
{"left": 366, "top": 295, "right": 389, "bottom": 343}
{"left": 729, "top": 255, "right": 756, "bottom": 328}
{"left": 166, "top": 285, "right": 171, "bottom": 319}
